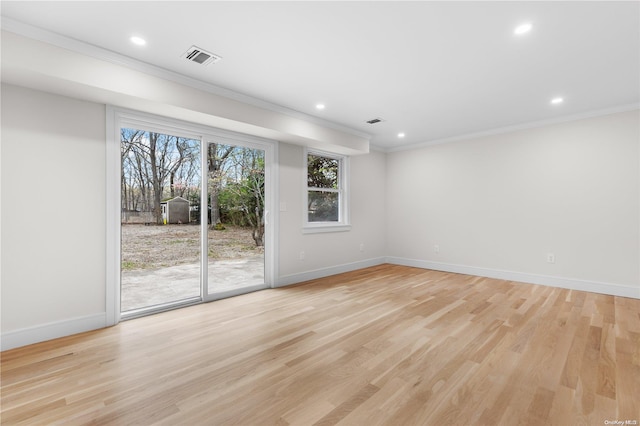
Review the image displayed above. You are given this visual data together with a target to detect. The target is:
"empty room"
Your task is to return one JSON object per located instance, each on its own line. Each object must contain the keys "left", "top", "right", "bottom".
{"left": 1, "top": 1, "right": 639, "bottom": 425}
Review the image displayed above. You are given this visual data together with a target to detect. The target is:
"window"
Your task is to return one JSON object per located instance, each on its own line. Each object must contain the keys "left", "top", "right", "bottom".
{"left": 304, "top": 149, "right": 350, "bottom": 233}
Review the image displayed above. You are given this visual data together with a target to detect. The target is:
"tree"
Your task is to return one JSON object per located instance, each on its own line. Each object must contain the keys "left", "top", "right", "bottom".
{"left": 307, "top": 154, "right": 339, "bottom": 222}
{"left": 120, "top": 130, "right": 265, "bottom": 241}
{"left": 121, "top": 128, "right": 199, "bottom": 224}
{"left": 220, "top": 152, "right": 265, "bottom": 246}
{"left": 245, "top": 159, "right": 265, "bottom": 246}
{"left": 169, "top": 138, "right": 198, "bottom": 198}
{"left": 121, "top": 129, "right": 148, "bottom": 218}
{"left": 207, "top": 143, "right": 235, "bottom": 229}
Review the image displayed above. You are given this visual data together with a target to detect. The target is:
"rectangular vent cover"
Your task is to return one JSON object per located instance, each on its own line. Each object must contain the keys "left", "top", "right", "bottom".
{"left": 183, "top": 46, "right": 222, "bottom": 66}
{"left": 366, "top": 118, "right": 385, "bottom": 124}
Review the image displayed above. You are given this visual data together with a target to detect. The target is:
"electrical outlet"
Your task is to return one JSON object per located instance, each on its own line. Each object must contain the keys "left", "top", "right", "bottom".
{"left": 547, "top": 253, "right": 555, "bottom": 264}
{"left": 299, "top": 251, "right": 305, "bottom": 261}
{"left": 434, "top": 244, "right": 440, "bottom": 253}
{"left": 359, "top": 243, "right": 364, "bottom": 252}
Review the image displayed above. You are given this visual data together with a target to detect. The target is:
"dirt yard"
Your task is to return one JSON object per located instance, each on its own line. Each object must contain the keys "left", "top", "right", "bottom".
{"left": 121, "top": 224, "right": 264, "bottom": 270}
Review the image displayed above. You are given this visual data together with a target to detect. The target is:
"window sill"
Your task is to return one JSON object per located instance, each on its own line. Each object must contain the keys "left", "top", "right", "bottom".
{"left": 302, "top": 224, "right": 352, "bottom": 234}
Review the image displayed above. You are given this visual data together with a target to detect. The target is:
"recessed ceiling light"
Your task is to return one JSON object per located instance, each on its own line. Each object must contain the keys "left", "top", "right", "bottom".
{"left": 130, "top": 36, "right": 147, "bottom": 46}
{"left": 550, "top": 97, "right": 564, "bottom": 105}
{"left": 315, "top": 104, "right": 325, "bottom": 110}
{"left": 397, "top": 133, "right": 406, "bottom": 138}
{"left": 514, "top": 23, "right": 533, "bottom": 35}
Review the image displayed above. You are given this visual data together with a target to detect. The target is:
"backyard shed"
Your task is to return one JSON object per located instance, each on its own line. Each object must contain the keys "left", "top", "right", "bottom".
{"left": 161, "top": 197, "right": 190, "bottom": 224}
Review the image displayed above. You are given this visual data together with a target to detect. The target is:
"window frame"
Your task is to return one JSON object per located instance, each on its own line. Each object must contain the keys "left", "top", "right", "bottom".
{"left": 303, "top": 148, "right": 351, "bottom": 233}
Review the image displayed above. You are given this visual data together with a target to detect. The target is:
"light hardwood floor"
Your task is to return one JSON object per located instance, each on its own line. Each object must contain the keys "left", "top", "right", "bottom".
{"left": 1, "top": 264, "right": 639, "bottom": 425}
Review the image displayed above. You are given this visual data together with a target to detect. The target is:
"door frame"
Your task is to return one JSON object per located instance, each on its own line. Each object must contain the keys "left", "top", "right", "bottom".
{"left": 106, "top": 107, "right": 278, "bottom": 326}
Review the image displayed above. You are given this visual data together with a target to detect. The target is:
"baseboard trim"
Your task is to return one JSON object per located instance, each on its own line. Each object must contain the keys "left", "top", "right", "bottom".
{"left": 4, "top": 258, "right": 634, "bottom": 351}
{"left": 1, "top": 313, "right": 107, "bottom": 351}
{"left": 276, "top": 257, "right": 387, "bottom": 288}
{"left": 386, "top": 257, "right": 639, "bottom": 299}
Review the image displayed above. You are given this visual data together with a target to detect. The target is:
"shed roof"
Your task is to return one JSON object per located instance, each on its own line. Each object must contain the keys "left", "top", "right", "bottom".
{"left": 160, "top": 196, "right": 190, "bottom": 204}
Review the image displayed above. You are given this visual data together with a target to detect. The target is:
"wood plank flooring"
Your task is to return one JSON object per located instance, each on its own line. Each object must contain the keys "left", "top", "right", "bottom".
{"left": 1, "top": 264, "right": 639, "bottom": 425}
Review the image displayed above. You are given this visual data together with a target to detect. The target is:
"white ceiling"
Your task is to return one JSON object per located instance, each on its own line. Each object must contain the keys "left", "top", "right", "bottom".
{"left": 1, "top": 1, "right": 639, "bottom": 150}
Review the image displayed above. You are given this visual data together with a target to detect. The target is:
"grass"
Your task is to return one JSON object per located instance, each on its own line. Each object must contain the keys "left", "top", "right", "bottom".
{"left": 121, "top": 261, "right": 139, "bottom": 271}
{"left": 166, "top": 239, "right": 197, "bottom": 245}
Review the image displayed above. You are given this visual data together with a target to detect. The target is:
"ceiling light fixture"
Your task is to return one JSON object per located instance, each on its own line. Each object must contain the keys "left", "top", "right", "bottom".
{"left": 130, "top": 36, "right": 147, "bottom": 46}
{"left": 316, "top": 104, "right": 325, "bottom": 110}
{"left": 398, "top": 133, "right": 406, "bottom": 138}
{"left": 514, "top": 23, "right": 533, "bottom": 35}
{"left": 550, "top": 97, "right": 564, "bottom": 105}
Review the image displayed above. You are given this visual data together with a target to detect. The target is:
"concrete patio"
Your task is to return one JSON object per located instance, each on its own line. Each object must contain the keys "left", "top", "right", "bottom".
{"left": 121, "top": 255, "right": 264, "bottom": 312}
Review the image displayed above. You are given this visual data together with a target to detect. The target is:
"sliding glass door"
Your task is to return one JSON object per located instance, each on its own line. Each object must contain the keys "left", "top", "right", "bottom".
{"left": 205, "top": 141, "right": 267, "bottom": 298}
{"left": 115, "top": 111, "right": 274, "bottom": 319}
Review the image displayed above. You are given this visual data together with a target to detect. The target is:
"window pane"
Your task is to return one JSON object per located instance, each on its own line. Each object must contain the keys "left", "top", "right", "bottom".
{"left": 307, "top": 154, "right": 338, "bottom": 189}
{"left": 308, "top": 190, "right": 339, "bottom": 222}
{"left": 120, "top": 128, "right": 201, "bottom": 312}
{"left": 207, "top": 143, "right": 265, "bottom": 294}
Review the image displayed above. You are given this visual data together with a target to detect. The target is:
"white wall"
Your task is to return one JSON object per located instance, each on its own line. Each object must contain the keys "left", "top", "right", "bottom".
{"left": 2, "top": 83, "right": 638, "bottom": 350}
{"left": 0, "top": 84, "right": 387, "bottom": 348}
{"left": 278, "top": 144, "right": 387, "bottom": 283}
{"left": 386, "top": 110, "right": 640, "bottom": 296}
{"left": 1, "top": 84, "right": 107, "bottom": 334}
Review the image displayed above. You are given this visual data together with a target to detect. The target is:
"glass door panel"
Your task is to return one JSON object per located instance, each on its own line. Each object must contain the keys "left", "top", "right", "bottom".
{"left": 120, "top": 128, "right": 201, "bottom": 314}
{"left": 206, "top": 142, "right": 265, "bottom": 295}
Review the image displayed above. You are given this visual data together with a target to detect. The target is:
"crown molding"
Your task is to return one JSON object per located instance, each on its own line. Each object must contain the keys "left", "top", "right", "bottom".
{"left": 377, "top": 103, "right": 640, "bottom": 153}
{"left": 3, "top": 17, "right": 636, "bottom": 156}
{"left": 0, "top": 17, "right": 371, "bottom": 141}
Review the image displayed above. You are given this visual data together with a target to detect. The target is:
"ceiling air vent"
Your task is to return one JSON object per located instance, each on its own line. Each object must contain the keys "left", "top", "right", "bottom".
{"left": 366, "top": 118, "right": 385, "bottom": 124}
{"left": 183, "top": 45, "right": 222, "bottom": 66}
